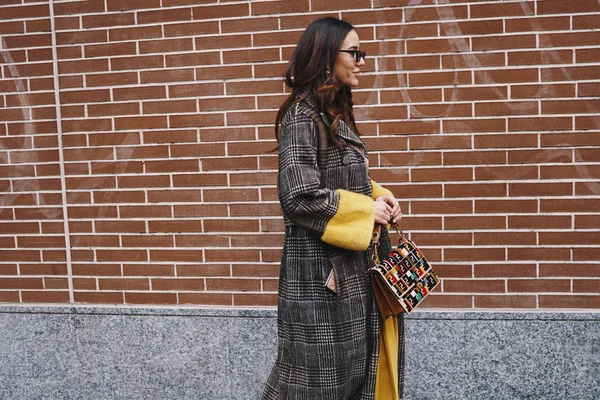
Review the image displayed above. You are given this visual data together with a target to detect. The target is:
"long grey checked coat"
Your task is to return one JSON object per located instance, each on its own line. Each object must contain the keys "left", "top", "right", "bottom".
{"left": 262, "top": 97, "right": 405, "bottom": 400}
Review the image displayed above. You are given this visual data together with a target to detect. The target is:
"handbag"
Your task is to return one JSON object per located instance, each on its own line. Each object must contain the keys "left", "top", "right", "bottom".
{"left": 370, "top": 225, "right": 440, "bottom": 318}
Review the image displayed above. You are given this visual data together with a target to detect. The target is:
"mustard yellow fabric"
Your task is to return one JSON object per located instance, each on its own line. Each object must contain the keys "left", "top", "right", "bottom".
{"left": 371, "top": 179, "right": 393, "bottom": 200}
{"left": 375, "top": 316, "right": 399, "bottom": 400}
{"left": 321, "top": 189, "right": 375, "bottom": 251}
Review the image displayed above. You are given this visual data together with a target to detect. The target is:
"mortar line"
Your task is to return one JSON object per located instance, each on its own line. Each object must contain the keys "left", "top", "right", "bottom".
{"left": 49, "top": 0, "right": 75, "bottom": 304}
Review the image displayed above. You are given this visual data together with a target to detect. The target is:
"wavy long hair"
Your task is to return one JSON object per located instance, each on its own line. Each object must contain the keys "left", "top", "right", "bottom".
{"left": 275, "top": 17, "right": 359, "bottom": 147}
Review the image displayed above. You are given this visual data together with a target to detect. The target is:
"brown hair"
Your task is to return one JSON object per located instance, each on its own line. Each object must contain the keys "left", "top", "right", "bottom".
{"left": 275, "top": 17, "right": 359, "bottom": 147}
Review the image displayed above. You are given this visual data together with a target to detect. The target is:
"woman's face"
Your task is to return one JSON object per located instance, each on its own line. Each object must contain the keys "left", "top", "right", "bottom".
{"left": 333, "top": 29, "right": 365, "bottom": 88}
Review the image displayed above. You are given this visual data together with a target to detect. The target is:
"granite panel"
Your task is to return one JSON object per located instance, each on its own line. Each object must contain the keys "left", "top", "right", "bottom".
{"left": 0, "top": 306, "right": 597, "bottom": 399}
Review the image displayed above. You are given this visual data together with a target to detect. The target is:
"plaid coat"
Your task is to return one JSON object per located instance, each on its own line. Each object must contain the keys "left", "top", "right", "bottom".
{"left": 262, "top": 98, "right": 405, "bottom": 400}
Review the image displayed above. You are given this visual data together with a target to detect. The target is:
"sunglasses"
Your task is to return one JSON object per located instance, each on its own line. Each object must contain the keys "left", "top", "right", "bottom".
{"left": 339, "top": 49, "right": 366, "bottom": 63}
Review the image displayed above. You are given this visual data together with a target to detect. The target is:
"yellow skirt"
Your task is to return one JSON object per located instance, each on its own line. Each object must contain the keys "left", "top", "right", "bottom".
{"left": 375, "top": 315, "right": 399, "bottom": 400}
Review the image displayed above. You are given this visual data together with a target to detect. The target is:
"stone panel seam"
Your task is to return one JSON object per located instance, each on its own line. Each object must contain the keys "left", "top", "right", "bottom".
{"left": 49, "top": 0, "right": 74, "bottom": 303}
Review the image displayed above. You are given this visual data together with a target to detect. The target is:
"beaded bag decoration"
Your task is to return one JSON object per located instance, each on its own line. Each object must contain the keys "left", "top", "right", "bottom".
{"left": 371, "top": 225, "right": 440, "bottom": 317}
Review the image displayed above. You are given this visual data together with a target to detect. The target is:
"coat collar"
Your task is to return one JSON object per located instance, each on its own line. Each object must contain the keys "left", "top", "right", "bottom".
{"left": 303, "top": 95, "right": 366, "bottom": 151}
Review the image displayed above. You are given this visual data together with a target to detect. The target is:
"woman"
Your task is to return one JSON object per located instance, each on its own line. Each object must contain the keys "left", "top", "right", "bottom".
{"left": 262, "top": 17, "right": 405, "bottom": 400}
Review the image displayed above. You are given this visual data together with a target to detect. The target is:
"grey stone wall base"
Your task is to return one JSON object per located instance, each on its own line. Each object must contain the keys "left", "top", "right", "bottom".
{"left": 0, "top": 305, "right": 597, "bottom": 399}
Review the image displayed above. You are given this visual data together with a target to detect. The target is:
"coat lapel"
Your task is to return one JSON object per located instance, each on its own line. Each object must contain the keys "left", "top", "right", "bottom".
{"left": 304, "top": 96, "right": 367, "bottom": 154}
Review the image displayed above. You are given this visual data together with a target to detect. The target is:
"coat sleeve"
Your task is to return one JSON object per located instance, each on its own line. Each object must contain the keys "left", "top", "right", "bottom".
{"left": 278, "top": 113, "right": 375, "bottom": 251}
{"left": 371, "top": 179, "right": 393, "bottom": 200}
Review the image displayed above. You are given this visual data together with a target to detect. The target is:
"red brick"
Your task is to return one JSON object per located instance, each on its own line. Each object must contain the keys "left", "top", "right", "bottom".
{"left": 164, "top": 20, "right": 219, "bottom": 37}
{"left": 85, "top": 42, "right": 137, "bottom": 58}
{"left": 199, "top": 97, "right": 255, "bottom": 112}
{"left": 574, "top": 280, "right": 600, "bottom": 293}
{"left": 227, "top": 111, "right": 276, "bottom": 126}
{"left": 445, "top": 216, "right": 505, "bottom": 230}
{"left": 150, "top": 278, "right": 203, "bottom": 291}
{"left": 175, "top": 234, "right": 229, "bottom": 248}
{"left": 541, "top": 199, "right": 600, "bottom": 213}
{"left": 70, "top": 235, "right": 120, "bottom": 248}
{"left": 56, "top": 30, "right": 107, "bottom": 45}
{"left": 541, "top": 165, "right": 600, "bottom": 180}
{"left": 82, "top": 12, "right": 135, "bottom": 28}
{"left": 379, "top": 120, "right": 440, "bottom": 135}
{"left": 475, "top": 295, "right": 537, "bottom": 308}
{"left": 507, "top": 16, "right": 571, "bottom": 32}
{"left": 539, "top": 295, "right": 600, "bottom": 309}
{"left": 140, "top": 38, "right": 194, "bottom": 54}
{"left": 221, "top": 17, "right": 277, "bottom": 33}
{"left": 229, "top": 171, "right": 277, "bottom": 186}
{"left": 405, "top": 37, "right": 458, "bottom": 54}
{"left": 541, "top": 31, "right": 600, "bottom": 48}
{"left": 137, "top": 8, "right": 192, "bottom": 24}
{"left": 203, "top": 187, "right": 259, "bottom": 202}
{"left": 206, "top": 278, "right": 260, "bottom": 291}
{"left": 473, "top": 34, "right": 536, "bottom": 51}
{"left": 445, "top": 183, "right": 506, "bottom": 198}
{"left": 233, "top": 293, "right": 277, "bottom": 307}
{"left": 204, "top": 219, "right": 259, "bottom": 233}
{"left": 471, "top": 1, "right": 535, "bottom": 18}
{"left": 192, "top": 3, "right": 249, "bottom": 19}
{"left": 410, "top": 201, "right": 471, "bottom": 216}
{"left": 170, "top": 113, "right": 224, "bottom": 128}
{"left": 148, "top": 220, "right": 202, "bottom": 234}
{"left": 574, "top": 248, "right": 600, "bottom": 262}
{"left": 408, "top": 70, "right": 472, "bottom": 87}
{"left": 175, "top": 264, "right": 229, "bottom": 277}
{"left": 509, "top": 248, "right": 570, "bottom": 262}
{"left": 119, "top": 205, "right": 172, "bottom": 219}
{"left": 166, "top": 52, "right": 220, "bottom": 68}
{"left": 230, "top": 204, "right": 281, "bottom": 217}
{"left": 543, "top": 99, "right": 600, "bottom": 115}
{"left": 412, "top": 167, "right": 473, "bottom": 182}
{"left": 123, "top": 264, "right": 175, "bottom": 277}
{"left": 148, "top": 188, "right": 201, "bottom": 202}
{"left": 575, "top": 213, "right": 600, "bottom": 229}
{"left": 417, "top": 294, "right": 472, "bottom": 308}
{"left": 72, "top": 263, "right": 120, "bottom": 276}
{"left": 573, "top": 14, "right": 600, "bottom": 29}
{"left": 111, "top": 55, "right": 164, "bottom": 71}
{"left": 172, "top": 173, "right": 228, "bottom": 188}
{"left": 109, "top": 25, "right": 162, "bottom": 41}
{"left": 125, "top": 292, "right": 177, "bottom": 305}
{"left": 542, "top": 132, "right": 600, "bottom": 147}
{"left": 0, "top": 292, "right": 20, "bottom": 302}
{"left": 540, "top": 263, "right": 599, "bottom": 278}
{"left": 22, "top": 291, "right": 70, "bottom": 303}
{"left": 578, "top": 82, "right": 600, "bottom": 97}
{"left": 74, "top": 291, "right": 124, "bottom": 304}
{"left": 97, "top": 249, "right": 147, "bottom": 262}
{"left": 179, "top": 292, "right": 232, "bottom": 306}
{"left": 381, "top": 152, "right": 441, "bottom": 167}
{"left": 99, "top": 278, "right": 150, "bottom": 291}
{"left": 475, "top": 264, "right": 537, "bottom": 278}
{"left": 251, "top": 0, "right": 308, "bottom": 16}
{"left": 409, "top": 232, "right": 471, "bottom": 246}
{"left": 444, "top": 150, "right": 506, "bottom": 166}
{"left": 444, "top": 279, "right": 505, "bottom": 293}
{"left": 227, "top": 80, "right": 283, "bottom": 95}
{"left": 141, "top": 100, "right": 197, "bottom": 115}
{"left": 17, "top": 235, "right": 66, "bottom": 248}
{"left": 95, "top": 221, "right": 146, "bottom": 233}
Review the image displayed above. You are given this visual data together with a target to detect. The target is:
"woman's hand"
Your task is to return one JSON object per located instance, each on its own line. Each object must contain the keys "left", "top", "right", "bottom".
{"left": 374, "top": 200, "right": 393, "bottom": 226}
{"left": 375, "top": 195, "right": 402, "bottom": 226}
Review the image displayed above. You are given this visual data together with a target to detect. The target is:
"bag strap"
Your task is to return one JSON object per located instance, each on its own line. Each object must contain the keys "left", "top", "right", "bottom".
{"left": 371, "top": 223, "right": 404, "bottom": 266}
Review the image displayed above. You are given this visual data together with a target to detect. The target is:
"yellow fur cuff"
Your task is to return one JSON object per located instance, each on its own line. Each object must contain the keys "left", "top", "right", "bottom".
{"left": 371, "top": 180, "right": 393, "bottom": 200}
{"left": 321, "top": 189, "right": 375, "bottom": 251}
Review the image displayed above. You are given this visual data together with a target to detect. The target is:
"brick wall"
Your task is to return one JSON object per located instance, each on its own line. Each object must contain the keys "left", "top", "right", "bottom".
{"left": 0, "top": 0, "right": 598, "bottom": 309}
